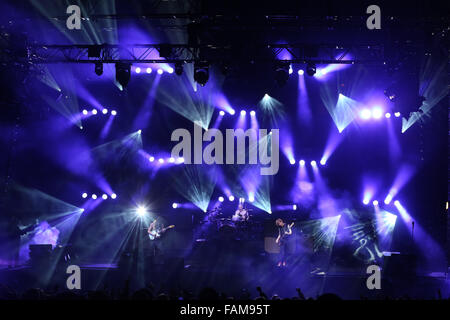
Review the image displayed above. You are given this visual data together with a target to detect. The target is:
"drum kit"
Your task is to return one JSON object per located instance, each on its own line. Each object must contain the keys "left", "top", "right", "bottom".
{"left": 205, "top": 207, "right": 252, "bottom": 238}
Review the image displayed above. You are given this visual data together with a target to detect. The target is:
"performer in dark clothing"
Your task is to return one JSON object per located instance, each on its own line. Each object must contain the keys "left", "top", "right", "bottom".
{"left": 275, "top": 218, "right": 294, "bottom": 267}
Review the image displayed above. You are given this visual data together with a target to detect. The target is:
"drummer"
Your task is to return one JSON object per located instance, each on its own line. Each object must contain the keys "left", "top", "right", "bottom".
{"left": 232, "top": 203, "right": 249, "bottom": 222}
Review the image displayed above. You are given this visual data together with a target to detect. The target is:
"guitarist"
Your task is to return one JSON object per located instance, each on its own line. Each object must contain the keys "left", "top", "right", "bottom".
{"left": 147, "top": 219, "right": 174, "bottom": 257}
{"left": 275, "top": 218, "right": 294, "bottom": 267}
{"left": 147, "top": 219, "right": 174, "bottom": 241}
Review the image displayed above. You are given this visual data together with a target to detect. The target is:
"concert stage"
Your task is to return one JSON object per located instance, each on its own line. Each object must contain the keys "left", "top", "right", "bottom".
{"left": 0, "top": 0, "right": 449, "bottom": 302}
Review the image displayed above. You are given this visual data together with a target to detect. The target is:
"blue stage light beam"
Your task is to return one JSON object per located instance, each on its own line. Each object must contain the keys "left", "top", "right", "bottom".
{"left": 298, "top": 215, "right": 341, "bottom": 252}
{"left": 323, "top": 93, "right": 361, "bottom": 133}
{"left": 402, "top": 56, "right": 449, "bottom": 133}
{"left": 131, "top": 74, "right": 161, "bottom": 131}
{"left": 258, "top": 94, "right": 286, "bottom": 127}
{"left": 297, "top": 73, "right": 313, "bottom": 125}
{"left": 154, "top": 67, "right": 216, "bottom": 129}
{"left": 171, "top": 165, "right": 217, "bottom": 213}
{"left": 320, "top": 128, "right": 344, "bottom": 166}
{"left": 92, "top": 130, "right": 143, "bottom": 162}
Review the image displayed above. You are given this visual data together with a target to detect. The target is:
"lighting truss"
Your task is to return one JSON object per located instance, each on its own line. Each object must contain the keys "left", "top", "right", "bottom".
{"left": 21, "top": 43, "right": 386, "bottom": 65}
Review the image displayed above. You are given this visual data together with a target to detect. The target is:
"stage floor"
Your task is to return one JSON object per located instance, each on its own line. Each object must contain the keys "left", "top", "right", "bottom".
{"left": 0, "top": 261, "right": 448, "bottom": 300}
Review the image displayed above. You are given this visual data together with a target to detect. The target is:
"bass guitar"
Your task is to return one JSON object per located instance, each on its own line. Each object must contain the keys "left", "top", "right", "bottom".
{"left": 148, "top": 225, "right": 175, "bottom": 240}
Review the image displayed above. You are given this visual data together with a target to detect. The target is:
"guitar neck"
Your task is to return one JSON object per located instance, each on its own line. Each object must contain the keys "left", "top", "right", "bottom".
{"left": 160, "top": 225, "right": 174, "bottom": 232}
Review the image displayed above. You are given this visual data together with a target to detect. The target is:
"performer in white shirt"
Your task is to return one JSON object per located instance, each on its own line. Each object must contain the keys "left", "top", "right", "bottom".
{"left": 232, "top": 204, "right": 249, "bottom": 222}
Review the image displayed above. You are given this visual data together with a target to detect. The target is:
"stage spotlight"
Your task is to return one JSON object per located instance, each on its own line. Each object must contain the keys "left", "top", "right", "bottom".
{"left": 298, "top": 69, "right": 304, "bottom": 75}
{"left": 111, "top": 193, "right": 117, "bottom": 199}
{"left": 82, "top": 193, "right": 88, "bottom": 199}
{"left": 384, "top": 194, "right": 393, "bottom": 205}
{"left": 394, "top": 200, "right": 400, "bottom": 206}
{"left": 320, "top": 159, "right": 326, "bottom": 165}
{"left": 306, "top": 62, "right": 316, "bottom": 76}
{"left": 363, "top": 199, "right": 370, "bottom": 205}
{"left": 372, "top": 107, "right": 383, "bottom": 119}
{"left": 115, "top": 62, "right": 131, "bottom": 89}
{"left": 175, "top": 62, "right": 183, "bottom": 76}
{"left": 135, "top": 67, "right": 141, "bottom": 74}
{"left": 250, "top": 110, "right": 256, "bottom": 116}
{"left": 167, "top": 67, "right": 174, "bottom": 74}
{"left": 111, "top": 110, "right": 117, "bottom": 116}
{"left": 218, "top": 196, "right": 224, "bottom": 202}
{"left": 248, "top": 196, "right": 255, "bottom": 203}
{"left": 229, "top": 109, "right": 236, "bottom": 115}
{"left": 229, "top": 195, "right": 235, "bottom": 201}
{"left": 82, "top": 110, "right": 88, "bottom": 115}
{"left": 172, "top": 203, "right": 178, "bottom": 209}
{"left": 240, "top": 110, "right": 246, "bottom": 116}
{"left": 158, "top": 158, "right": 164, "bottom": 163}
{"left": 136, "top": 205, "right": 147, "bottom": 217}
{"left": 80, "top": 208, "right": 85, "bottom": 213}
{"left": 177, "top": 157, "right": 185, "bottom": 163}
{"left": 293, "top": 204, "right": 297, "bottom": 211}
{"left": 274, "top": 62, "right": 290, "bottom": 86}
{"left": 310, "top": 160, "right": 317, "bottom": 166}
{"left": 149, "top": 156, "right": 155, "bottom": 162}
{"left": 157, "top": 69, "right": 163, "bottom": 75}
{"left": 102, "top": 109, "right": 108, "bottom": 114}
{"left": 102, "top": 194, "right": 108, "bottom": 200}
{"left": 92, "top": 194, "right": 97, "bottom": 200}
{"left": 394, "top": 112, "right": 401, "bottom": 118}
{"left": 299, "top": 160, "right": 305, "bottom": 166}
{"left": 94, "top": 62, "right": 103, "bottom": 76}
{"left": 146, "top": 67, "right": 152, "bottom": 74}
{"left": 385, "top": 112, "right": 391, "bottom": 118}
{"left": 289, "top": 159, "right": 296, "bottom": 165}
{"left": 194, "top": 62, "right": 209, "bottom": 86}
{"left": 219, "top": 110, "right": 225, "bottom": 116}
{"left": 372, "top": 200, "right": 379, "bottom": 206}
{"left": 169, "top": 157, "right": 175, "bottom": 163}
{"left": 288, "top": 65, "right": 293, "bottom": 74}
{"left": 92, "top": 109, "right": 98, "bottom": 115}
{"left": 360, "top": 109, "right": 371, "bottom": 120}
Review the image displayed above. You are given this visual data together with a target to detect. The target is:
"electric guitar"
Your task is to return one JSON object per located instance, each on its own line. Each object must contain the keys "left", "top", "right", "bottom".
{"left": 148, "top": 225, "right": 175, "bottom": 240}
{"left": 276, "top": 222, "right": 294, "bottom": 245}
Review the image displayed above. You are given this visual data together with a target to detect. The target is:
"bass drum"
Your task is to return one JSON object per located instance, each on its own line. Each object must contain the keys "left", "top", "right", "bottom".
{"left": 217, "top": 219, "right": 236, "bottom": 237}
